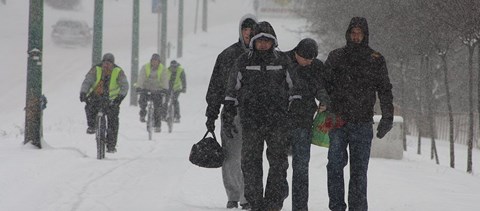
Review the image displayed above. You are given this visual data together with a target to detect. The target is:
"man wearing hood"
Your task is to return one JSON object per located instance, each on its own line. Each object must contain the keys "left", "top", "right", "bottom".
{"left": 205, "top": 14, "right": 257, "bottom": 209}
{"left": 223, "top": 21, "right": 301, "bottom": 211}
{"left": 323, "top": 17, "right": 394, "bottom": 211}
{"left": 285, "top": 38, "right": 330, "bottom": 211}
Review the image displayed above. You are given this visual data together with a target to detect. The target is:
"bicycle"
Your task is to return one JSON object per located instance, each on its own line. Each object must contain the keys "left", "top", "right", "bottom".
{"left": 165, "top": 90, "right": 175, "bottom": 133}
{"left": 145, "top": 91, "right": 155, "bottom": 140}
{"left": 138, "top": 89, "right": 164, "bottom": 139}
{"left": 95, "top": 97, "right": 110, "bottom": 160}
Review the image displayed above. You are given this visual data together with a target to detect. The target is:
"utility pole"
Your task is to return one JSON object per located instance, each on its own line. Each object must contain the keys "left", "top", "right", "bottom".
{"left": 177, "top": 0, "right": 183, "bottom": 58}
{"left": 194, "top": 0, "right": 199, "bottom": 33}
{"left": 130, "top": 0, "right": 139, "bottom": 106}
{"left": 92, "top": 0, "right": 104, "bottom": 66}
{"left": 156, "top": 0, "right": 161, "bottom": 54}
{"left": 202, "top": 0, "right": 208, "bottom": 32}
{"left": 160, "top": 0, "right": 167, "bottom": 64}
{"left": 24, "top": 0, "right": 44, "bottom": 148}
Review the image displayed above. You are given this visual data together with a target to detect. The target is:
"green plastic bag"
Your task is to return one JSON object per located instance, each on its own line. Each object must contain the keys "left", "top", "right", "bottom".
{"left": 311, "top": 111, "right": 330, "bottom": 148}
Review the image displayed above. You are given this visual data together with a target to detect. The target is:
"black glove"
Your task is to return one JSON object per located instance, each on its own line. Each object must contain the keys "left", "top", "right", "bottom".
{"left": 111, "top": 95, "right": 125, "bottom": 107}
{"left": 135, "top": 87, "right": 144, "bottom": 93}
{"left": 222, "top": 101, "right": 238, "bottom": 138}
{"left": 206, "top": 117, "right": 216, "bottom": 132}
{"left": 80, "top": 92, "right": 87, "bottom": 102}
{"left": 376, "top": 117, "right": 393, "bottom": 139}
{"left": 288, "top": 99, "right": 303, "bottom": 114}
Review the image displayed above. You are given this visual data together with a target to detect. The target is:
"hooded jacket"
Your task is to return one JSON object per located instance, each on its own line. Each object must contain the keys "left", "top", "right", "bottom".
{"left": 285, "top": 50, "right": 330, "bottom": 129}
{"left": 324, "top": 17, "right": 393, "bottom": 123}
{"left": 205, "top": 14, "right": 257, "bottom": 120}
{"left": 224, "top": 22, "right": 301, "bottom": 128}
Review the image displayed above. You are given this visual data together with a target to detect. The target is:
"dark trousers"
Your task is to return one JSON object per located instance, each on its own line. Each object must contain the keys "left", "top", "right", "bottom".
{"left": 85, "top": 96, "right": 120, "bottom": 148}
{"left": 327, "top": 122, "right": 373, "bottom": 211}
{"left": 172, "top": 91, "right": 181, "bottom": 119}
{"left": 242, "top": 125, "right": 289, "bottom": 211}
{"left": 289, "top": 127, "right": 311, "bottom": 211}
{"left": 138, "top": 92, "right": 165, "bottom": 127}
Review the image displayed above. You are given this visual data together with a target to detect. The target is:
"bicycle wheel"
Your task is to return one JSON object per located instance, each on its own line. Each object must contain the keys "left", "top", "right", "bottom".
{"left": 147, "top": 103, "right": 154, "bottom": 140}
{"left": 167, "top": 102, "right": 174, "bottom": 133}
{"left": 96, "top": 113, "right": 106, "bottom": 159}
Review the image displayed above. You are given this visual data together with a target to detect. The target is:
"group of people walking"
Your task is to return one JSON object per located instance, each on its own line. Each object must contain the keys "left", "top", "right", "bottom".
{"left": 76, "top": 12, "right": 393, "bottom": 211}
{"left": 79, "top": 53, "right": 186, "bottom": 153}
{"left": 205, "top": 14, "right": 393, "bottom": 211}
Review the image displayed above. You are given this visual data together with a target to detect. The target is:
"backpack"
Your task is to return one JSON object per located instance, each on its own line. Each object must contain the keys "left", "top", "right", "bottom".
{"left": 189, "top": 131, "right": 224, "bottom": 168}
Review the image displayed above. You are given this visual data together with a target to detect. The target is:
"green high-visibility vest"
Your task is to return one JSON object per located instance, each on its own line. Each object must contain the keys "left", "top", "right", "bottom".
{"left": 146, "top": 63, "right": 164, "bottom": 80}
{"left": 169, "top": 66, "right": 184, "bottom": 91}
{"left": 88, "top": 66, "right": 122, "bottom": 100}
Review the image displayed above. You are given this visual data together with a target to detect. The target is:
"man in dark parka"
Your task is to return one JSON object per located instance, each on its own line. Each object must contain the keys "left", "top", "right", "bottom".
{"left": 205, "top": 14, "right": 257, "bottom": 210}
{"left": 323, "top": 17, "right": 394, "bottom": 211}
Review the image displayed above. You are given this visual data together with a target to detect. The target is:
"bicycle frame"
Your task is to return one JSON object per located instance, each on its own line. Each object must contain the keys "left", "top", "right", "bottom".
{"left": 165, "top": 90, "right": 175, "bottom": 133}
{"left": 145, "top": 92, "right": 154, "bottom": 140}
{"left": 95, "top": 98, "right": 109, "bottom": 159}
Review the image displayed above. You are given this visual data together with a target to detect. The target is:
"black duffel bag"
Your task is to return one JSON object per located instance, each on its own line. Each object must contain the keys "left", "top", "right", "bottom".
{"left": 189, "top": 131, "right": 224, "bottom": 168}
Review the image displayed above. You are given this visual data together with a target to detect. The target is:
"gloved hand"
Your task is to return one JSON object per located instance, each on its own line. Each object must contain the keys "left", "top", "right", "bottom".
{"left": 206, "top": 117, "right": 216, "bottom": 132}
{"left": 376, "top": 117, "right": 393, "bottom": 139}
{"left": 135, "top": 87, "right": 144, "bottom": 93}
{"left": 222, "top": 101, "right": 238, "bottom": 138}
{"left": 111, "top": 95, "right": 125, "bottom": 107}
{"left": 288, "top": 99, "right": 303, "bottom": 114}
{"left": 80, "top": 92, "right": 87, "bottom": 102}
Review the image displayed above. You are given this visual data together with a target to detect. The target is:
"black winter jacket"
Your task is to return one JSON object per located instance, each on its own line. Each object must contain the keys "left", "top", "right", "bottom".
{"left": 205, "top": 14, "right": 257, "bottom": 120}
{"left": 324, "top": 17, "right": 393, "bottom": 123}
{"left": 205, "top": 41, "right": 250, "bottom": 119}
{"left": 285, "top": 50, "right": 330, "bottom": 129}
{"left": 225, "top": 50, "right": 301, "bottom": 129}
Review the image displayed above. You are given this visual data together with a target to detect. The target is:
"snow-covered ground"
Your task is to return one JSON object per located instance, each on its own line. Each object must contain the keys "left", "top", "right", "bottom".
{"left": 1, "top": 0, "right": 479, "bottom": 210}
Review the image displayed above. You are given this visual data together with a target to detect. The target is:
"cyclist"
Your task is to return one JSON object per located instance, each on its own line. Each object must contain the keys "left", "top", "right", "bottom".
{"left": 79, "top": 53, "right": 129, "bottom": 153}
{"left": 136, "top": 53, "right": 169, "bottom": 132}
{"left": 167, "top": 60, "right": 186, "bottom": 123}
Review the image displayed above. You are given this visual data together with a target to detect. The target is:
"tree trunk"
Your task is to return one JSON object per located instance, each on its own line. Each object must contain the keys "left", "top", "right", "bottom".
{"left": 417, "top": 55, "right": 425, "bottom": 155}
{"left": 425, "top": 56, "right": 439, "bottom": 164}
{"left": 440, "top": 54, "right": 455, "bottom": 168}
{"left": 467, "top": 45, "right": 475, "bottom": 173}
{"left": 400, "top": 59, "right": 407, "bottom": 151}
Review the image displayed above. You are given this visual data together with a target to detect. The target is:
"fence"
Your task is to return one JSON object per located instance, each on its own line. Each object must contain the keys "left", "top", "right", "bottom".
{"left": 405, "top": 112, "right": 479, "bottom": 147}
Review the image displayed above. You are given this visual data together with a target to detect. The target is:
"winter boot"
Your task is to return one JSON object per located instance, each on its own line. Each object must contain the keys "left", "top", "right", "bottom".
{"left": 226, "top": 201, "right": 238, "bottom": 209}
{"left": 86, "top": 127, "right": 96, "bottom": 134}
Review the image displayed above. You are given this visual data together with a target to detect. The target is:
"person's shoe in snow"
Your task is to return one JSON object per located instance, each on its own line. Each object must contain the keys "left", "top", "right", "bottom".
{"left": 140, "top": 116, "right": 146, "bottom": 123}
{"left": 86, "top": 127, "right": 96, "bottom": 134}
{"left": 154, "top": 127, "right": 161, "bottom": 133}
{"left": 107, "top": 146, "right": 117, "bottom": 153}
{"left": 240, "top": 203, "right": 251, "bottom": 210}
{"left": 226, "top": 201, "right": 238, "bottom": 209}
{"left": 174, "top": 117, "right": 180, "bottom": 123}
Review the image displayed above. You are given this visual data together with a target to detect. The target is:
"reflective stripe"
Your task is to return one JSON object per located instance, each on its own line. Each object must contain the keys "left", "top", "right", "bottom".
{"left": 225, "top": 96, "right": 239, "bottom": 106}
{"left": 289, "top": 95, "right": 302, "bottom": 101}
{"left": 235, "top": 72, "right": 242, "bottom": 90}
{"left": 246, "top": 65, "right": 261, "bottom": 71}
{"left": 266, "top": 65, "right": 282, "bottom": 70}
{"left": 285, "top": 70, "right": 293, "bottom": 89}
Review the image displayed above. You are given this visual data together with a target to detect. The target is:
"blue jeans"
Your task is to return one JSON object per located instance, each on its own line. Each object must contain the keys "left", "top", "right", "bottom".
{"left": 290, "top": 128, "right": 311, "bottom": 211}
{"left": 327, "top": 122, "right": 373, "bottom": 211}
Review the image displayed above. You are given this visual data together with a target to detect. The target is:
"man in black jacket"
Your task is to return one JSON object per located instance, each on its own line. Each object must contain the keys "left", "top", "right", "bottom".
{"left": 205, "top": 14, "right": 257, "bottom": 210}
{"left": 323, "top": 17, "right": 394, "bottom": 211}
{"left": 286, "top": 38, "right": 330, "bottom": 211}
{"left": 223, "top": 21, "right": 301, "bottom": 211}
